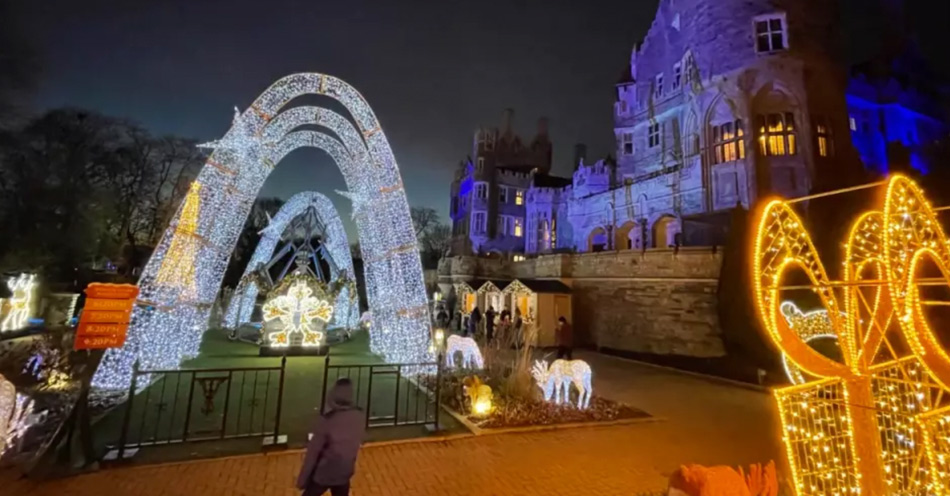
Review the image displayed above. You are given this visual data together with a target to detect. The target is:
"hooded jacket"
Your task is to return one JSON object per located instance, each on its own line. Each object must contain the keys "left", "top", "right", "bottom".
{"left": 296, "top": 380, "right": 366, "bottom": 489}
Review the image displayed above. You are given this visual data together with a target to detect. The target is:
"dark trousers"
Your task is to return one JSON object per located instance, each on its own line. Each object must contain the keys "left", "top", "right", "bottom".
{"left": 303, "top": 483, "right": 350, "bottom": 496}
{"left": 557, "top": 346, "right": 573, "bottom": 360}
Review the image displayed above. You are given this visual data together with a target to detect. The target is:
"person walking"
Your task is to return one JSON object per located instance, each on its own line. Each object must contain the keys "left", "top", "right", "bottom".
{"left": 436, "top": 306, "right": 448, "bottom": 328}
{"left": 555, "top": 316, "right": 573, "bottom": 360}
{"left": 484, "top": 305, "right": 496, "bottom": 344}
{"left": 296, "top": 378, "right": 366, "bottom": 496}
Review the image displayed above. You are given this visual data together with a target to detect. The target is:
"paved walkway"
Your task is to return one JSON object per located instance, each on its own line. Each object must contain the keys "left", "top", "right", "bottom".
{"left": 4, "top": 351, "right": 785, "bottom": 495}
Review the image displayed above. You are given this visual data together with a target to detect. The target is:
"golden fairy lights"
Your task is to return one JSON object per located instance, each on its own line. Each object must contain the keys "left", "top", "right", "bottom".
{"left": 155, "top": 181, "right": 202, "bottom": 300}
{"left": 751, "top": 175, "right": 950, "bottom": 496}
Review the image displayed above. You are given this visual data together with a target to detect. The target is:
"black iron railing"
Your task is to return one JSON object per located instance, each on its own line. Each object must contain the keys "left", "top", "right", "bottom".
{"left": 112, "top": 357, "right": 286, "bottom": 459}
{"left": 319, "top": 355, "right": 442, "bottom": 430}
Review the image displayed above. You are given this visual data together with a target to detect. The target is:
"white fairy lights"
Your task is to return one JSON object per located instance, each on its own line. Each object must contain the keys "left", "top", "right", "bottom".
{"left": 531, "top": 359, "right": 593, "bottom": 409}
{"left": 262, "top": 279, "right": 333, "bottom": 348}
{"left": 94, "top": 73, "right": 431, "bottom": 390}
{"left": 444, "top": 335, "right": 483, "bottom": 369}
{"left": 223, "top": 191, "right": 359, "bottom": 330}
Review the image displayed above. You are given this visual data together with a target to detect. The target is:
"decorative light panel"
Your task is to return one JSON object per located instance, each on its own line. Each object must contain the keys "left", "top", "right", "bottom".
{"left": 751, "top": 175, "right": 950, "bottom": 495}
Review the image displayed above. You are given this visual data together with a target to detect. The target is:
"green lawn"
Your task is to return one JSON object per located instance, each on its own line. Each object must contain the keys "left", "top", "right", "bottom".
{"left": 92, "top": 329, "right": 462, "bottom": 465}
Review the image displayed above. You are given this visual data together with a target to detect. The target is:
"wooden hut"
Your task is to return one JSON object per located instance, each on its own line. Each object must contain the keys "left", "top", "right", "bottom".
{"left": 502, "top": 279, "right": 572, "bottom": 347}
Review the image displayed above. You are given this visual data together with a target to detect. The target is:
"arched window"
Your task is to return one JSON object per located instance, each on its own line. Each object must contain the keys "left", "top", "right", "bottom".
{"left": 756, "top": 113, "right": 797, "bottom": 156}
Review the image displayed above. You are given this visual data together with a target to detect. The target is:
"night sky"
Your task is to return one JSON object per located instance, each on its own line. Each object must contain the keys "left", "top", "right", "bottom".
{"left": 16, "top": 0, "right": 949, "bottom": 238}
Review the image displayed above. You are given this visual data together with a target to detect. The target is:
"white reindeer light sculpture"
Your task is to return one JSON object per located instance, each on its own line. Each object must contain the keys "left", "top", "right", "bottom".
{"left": 532, "top": 359, "right": 593, "bottom": 409}
{"left": 444, "top": 335, "right": 483, "bottom": 369}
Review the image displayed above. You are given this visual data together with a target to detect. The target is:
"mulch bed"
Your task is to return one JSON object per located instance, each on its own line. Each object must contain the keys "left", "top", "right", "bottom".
{"left": 468, "top": 395, "right": 649, "bottom": 429}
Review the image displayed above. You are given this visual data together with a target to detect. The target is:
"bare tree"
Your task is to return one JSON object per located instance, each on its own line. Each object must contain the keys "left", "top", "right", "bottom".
{"left": 411, "top": 207, "right": 439, "bottom": 238}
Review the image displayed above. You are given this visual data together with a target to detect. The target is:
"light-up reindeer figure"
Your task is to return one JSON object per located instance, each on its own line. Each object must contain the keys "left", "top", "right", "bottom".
{"left": 531, "top": 359, "right": 592, "bottom": 409}
{"left": 2, "top": 274, "right": 35, "bottom": 332}
{"left": 444, "top": 335, "right": 483, "bottom": 369}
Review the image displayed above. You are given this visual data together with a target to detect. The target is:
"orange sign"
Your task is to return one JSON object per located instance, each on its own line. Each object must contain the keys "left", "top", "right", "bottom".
{"left": 74, "top": 283, "right": 139, "bottom": 350}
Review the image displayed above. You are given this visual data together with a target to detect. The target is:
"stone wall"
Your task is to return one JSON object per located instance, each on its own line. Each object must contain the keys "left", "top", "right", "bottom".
{"left": 438, "top": 246, "right": 725, "bottom": 357}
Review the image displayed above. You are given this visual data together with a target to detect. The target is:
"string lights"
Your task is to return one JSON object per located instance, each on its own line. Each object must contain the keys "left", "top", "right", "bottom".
{"left": 751, "top": 174, "right": 950, "bottom": 495}
{"left": 154, "top": 182, "right": 202, "bottom": 300}
{"left": 531, "top": 359, "right": 593, "bottom": 409}
{"left": 262, "top": 278, "right": 333, "bottom": 348}
{"left": 1, "top": 274, "right": 36, "bottom": 332}
{"left": 94, "top": 73, "right": 431, "bottom": 390}
{"left": 223, "top": 191, "right": 359, "bottom": 331}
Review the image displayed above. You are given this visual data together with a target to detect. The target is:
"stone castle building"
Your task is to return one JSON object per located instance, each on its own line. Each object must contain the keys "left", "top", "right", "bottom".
{"left": 448, "top": 0, "right": 948, "bottom": 257}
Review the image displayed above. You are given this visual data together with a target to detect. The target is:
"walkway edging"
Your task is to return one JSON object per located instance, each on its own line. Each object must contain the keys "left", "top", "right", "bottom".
{"left": 442, "top": 403, "right": 664, "bottom": 437}
{"left": 594, "top": 352, "right": 771, "bottom": 394}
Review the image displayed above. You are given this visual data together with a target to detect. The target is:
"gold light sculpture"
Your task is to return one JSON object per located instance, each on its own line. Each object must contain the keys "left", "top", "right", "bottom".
{"left": 751, "top": 175, "right": 950, "bottom": 495}
{"left": 155, "top": 181, "right": 202, "bottom": 300}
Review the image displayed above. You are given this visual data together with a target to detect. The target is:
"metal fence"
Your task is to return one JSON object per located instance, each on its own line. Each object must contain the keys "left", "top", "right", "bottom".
{"left": 111, "top": 358, "right": 286, "bottom": 459}
{"left": 319, "top": 355, "right": 442, "bottom": 430}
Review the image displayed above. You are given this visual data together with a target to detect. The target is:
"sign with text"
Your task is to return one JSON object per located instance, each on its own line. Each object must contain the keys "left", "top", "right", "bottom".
{"left": 74, "top": 283, "right": 140, "bottom": 350}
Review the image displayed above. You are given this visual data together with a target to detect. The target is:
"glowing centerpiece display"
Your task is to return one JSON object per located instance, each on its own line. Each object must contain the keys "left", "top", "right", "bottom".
{"left": 262, "top": 276, "right": 334, "bottom": 349}
{"left": 154, "top": 181, "right": 202, "bottom": 300}
{"left": 751, "top": 174, "right": 950, "bottom": 495}
{"left": 1, "top": 274, "right": 36, "bottom": 332}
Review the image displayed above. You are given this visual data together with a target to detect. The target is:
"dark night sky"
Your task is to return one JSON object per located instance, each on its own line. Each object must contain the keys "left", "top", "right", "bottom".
{"left": 16, "top": 0, "right": 950, "bottom": 238}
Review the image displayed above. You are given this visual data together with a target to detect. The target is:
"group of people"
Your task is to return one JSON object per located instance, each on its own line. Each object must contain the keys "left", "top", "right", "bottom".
{"left": 462, "top": 305, "right": 524, "bottom": 348}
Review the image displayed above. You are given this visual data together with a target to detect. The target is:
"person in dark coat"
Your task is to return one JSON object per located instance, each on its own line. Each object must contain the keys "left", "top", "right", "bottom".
{"left": 484, "top": 306, "right": 496, "bottom": 344}
{"left": 436, "top": 307, "right": 449, "bottom": 328}
{"left": 296, "top": 378, "right": 366, "bottom": 496}
{"left": 555, "top": 316, "right": 573, "bottom": 360}
{"left": 468, "top": 306, "right": 482, "bottom": 337}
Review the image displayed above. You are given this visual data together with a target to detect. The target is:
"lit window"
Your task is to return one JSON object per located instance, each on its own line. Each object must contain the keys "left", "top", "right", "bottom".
{"left": 711, "top": 120, "right": 746, "bottom": 164}
{"left": 513, "top": 255, "right": 525, "bottom": 262}
{"left": 756, "top": 113, "right": 797, "bottom": 156}
{"left": 473, "top": 212, "right": 486, "bottom": 233}
{"left": 499, "top": 186, "right": 508, "bottom": 204}
{"left": 849, "top": 116, "right": 856, "bottom": 131}
{"left": 754, "top": 14, "right": 787, "bottom": 53}
{"left": 514, "top": 218, "right": 523, "bottom": 237}
{"left": 622, "top": 132, "right": 634, "bottom": 155}
{"left": 476, "top": 157, "right": 484, "bottom": 172}
{"left": 515, "top": 190, "right": 524, "bottom": 206}
{"left": 475, "top": 182, "right": 488, "bottom": 200}
{"left": 654, "top": 73, "right": 664, "bottom": 98}
{"left": 815, "top": 116, "right": 834, "bottom": 157}
{"left": 648, "top": 122, "right": 661, "bottom": 148}
{"left": 672, "top": 63, "right": 682, "bottom": 90}
{"left": 551, "top": 216, "right": 557, "bottom": 248}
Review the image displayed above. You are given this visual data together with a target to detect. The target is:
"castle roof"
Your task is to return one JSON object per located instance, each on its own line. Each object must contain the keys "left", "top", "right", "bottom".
{"left": 532, "top": 174, "right": 571, "bottom": 188}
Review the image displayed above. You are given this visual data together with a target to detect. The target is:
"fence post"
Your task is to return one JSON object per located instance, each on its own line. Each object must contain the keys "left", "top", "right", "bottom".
{"left": 319, "top": 353, "right": 331, "bottom": 415}
{"left": 272, "top": 356, "right": 287, "bottom": 445}
{"left": 116, "top": 360, "right": 139, "bottom": 461}
{"left": 393, "top": 366, "right": 401, "bottom": 426}
{"left": 434, "top": 354, "right": 443, "bottom": 432}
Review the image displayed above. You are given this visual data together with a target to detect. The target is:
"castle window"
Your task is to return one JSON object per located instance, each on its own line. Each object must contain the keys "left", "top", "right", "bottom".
{"left": 648, "top": 122, "right": 661, "bottom": 148}
{"left": 815, "top": 116, "right": 834, "bottom": 157}
{"left": 756, "top": 113, "right": 797, "bottom": 156}
{"left": 712, "top": 120, "right": 746, "bottom": 164}
{"left": 618, "top": 100, "right": 628, "bottom": 115}
{"left": 672, "top": 63, "right": 682, "bottom": 91}
{"left": 498, "top": 216, "right": 508, "bottom": 236}
{"left": 476, "top": 157, "right": 484, "bottom": 172}
{"left": 551, "top": 216, "right": 557, "bottom": 248}
{"left": 754, "top": 14, "right": 787, "bottom": 53}
{"left": 622, "top": 132, "right": 634, "bottom": 155}
{"left": 515, "top": 189, "right": 524, "bottom": 206}
{"left": 499, "top": 186, "right": 508, "bottom": 204}
{"left": 513, "top": 217, "right": 524, "bottom": 237}
{"left": 849, "top": 116, "right": 857, "bottom": 131}
{"left": 473, "top": 211, "right": 487, "bottom": 233}
{"left": 654, "top": 74, "right": 664, "bottom": 98}
{"left": 475, "top": 182, "right": 488, "bottom": 200}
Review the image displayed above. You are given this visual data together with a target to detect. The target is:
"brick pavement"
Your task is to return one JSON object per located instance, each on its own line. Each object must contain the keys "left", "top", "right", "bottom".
{"left": 4, "top": 352, "right": 785, "bottom": 495}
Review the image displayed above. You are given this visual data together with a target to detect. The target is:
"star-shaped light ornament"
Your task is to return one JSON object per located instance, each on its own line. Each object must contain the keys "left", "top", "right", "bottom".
{"left": 262, "top": 281, "right": 334, "bottom": 348}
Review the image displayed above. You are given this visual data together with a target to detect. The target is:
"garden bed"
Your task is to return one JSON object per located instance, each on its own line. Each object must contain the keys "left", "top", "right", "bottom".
{"left": 427, "top": 370, "right": 651, "bottom": 431}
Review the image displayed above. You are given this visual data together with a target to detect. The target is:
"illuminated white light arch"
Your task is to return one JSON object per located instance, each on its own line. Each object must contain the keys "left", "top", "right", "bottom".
{"left": 223, "top": 190, "right": 359, "bottom": 330}
{"left": 94, "top": 73, "right": 431, "bottom": 390}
